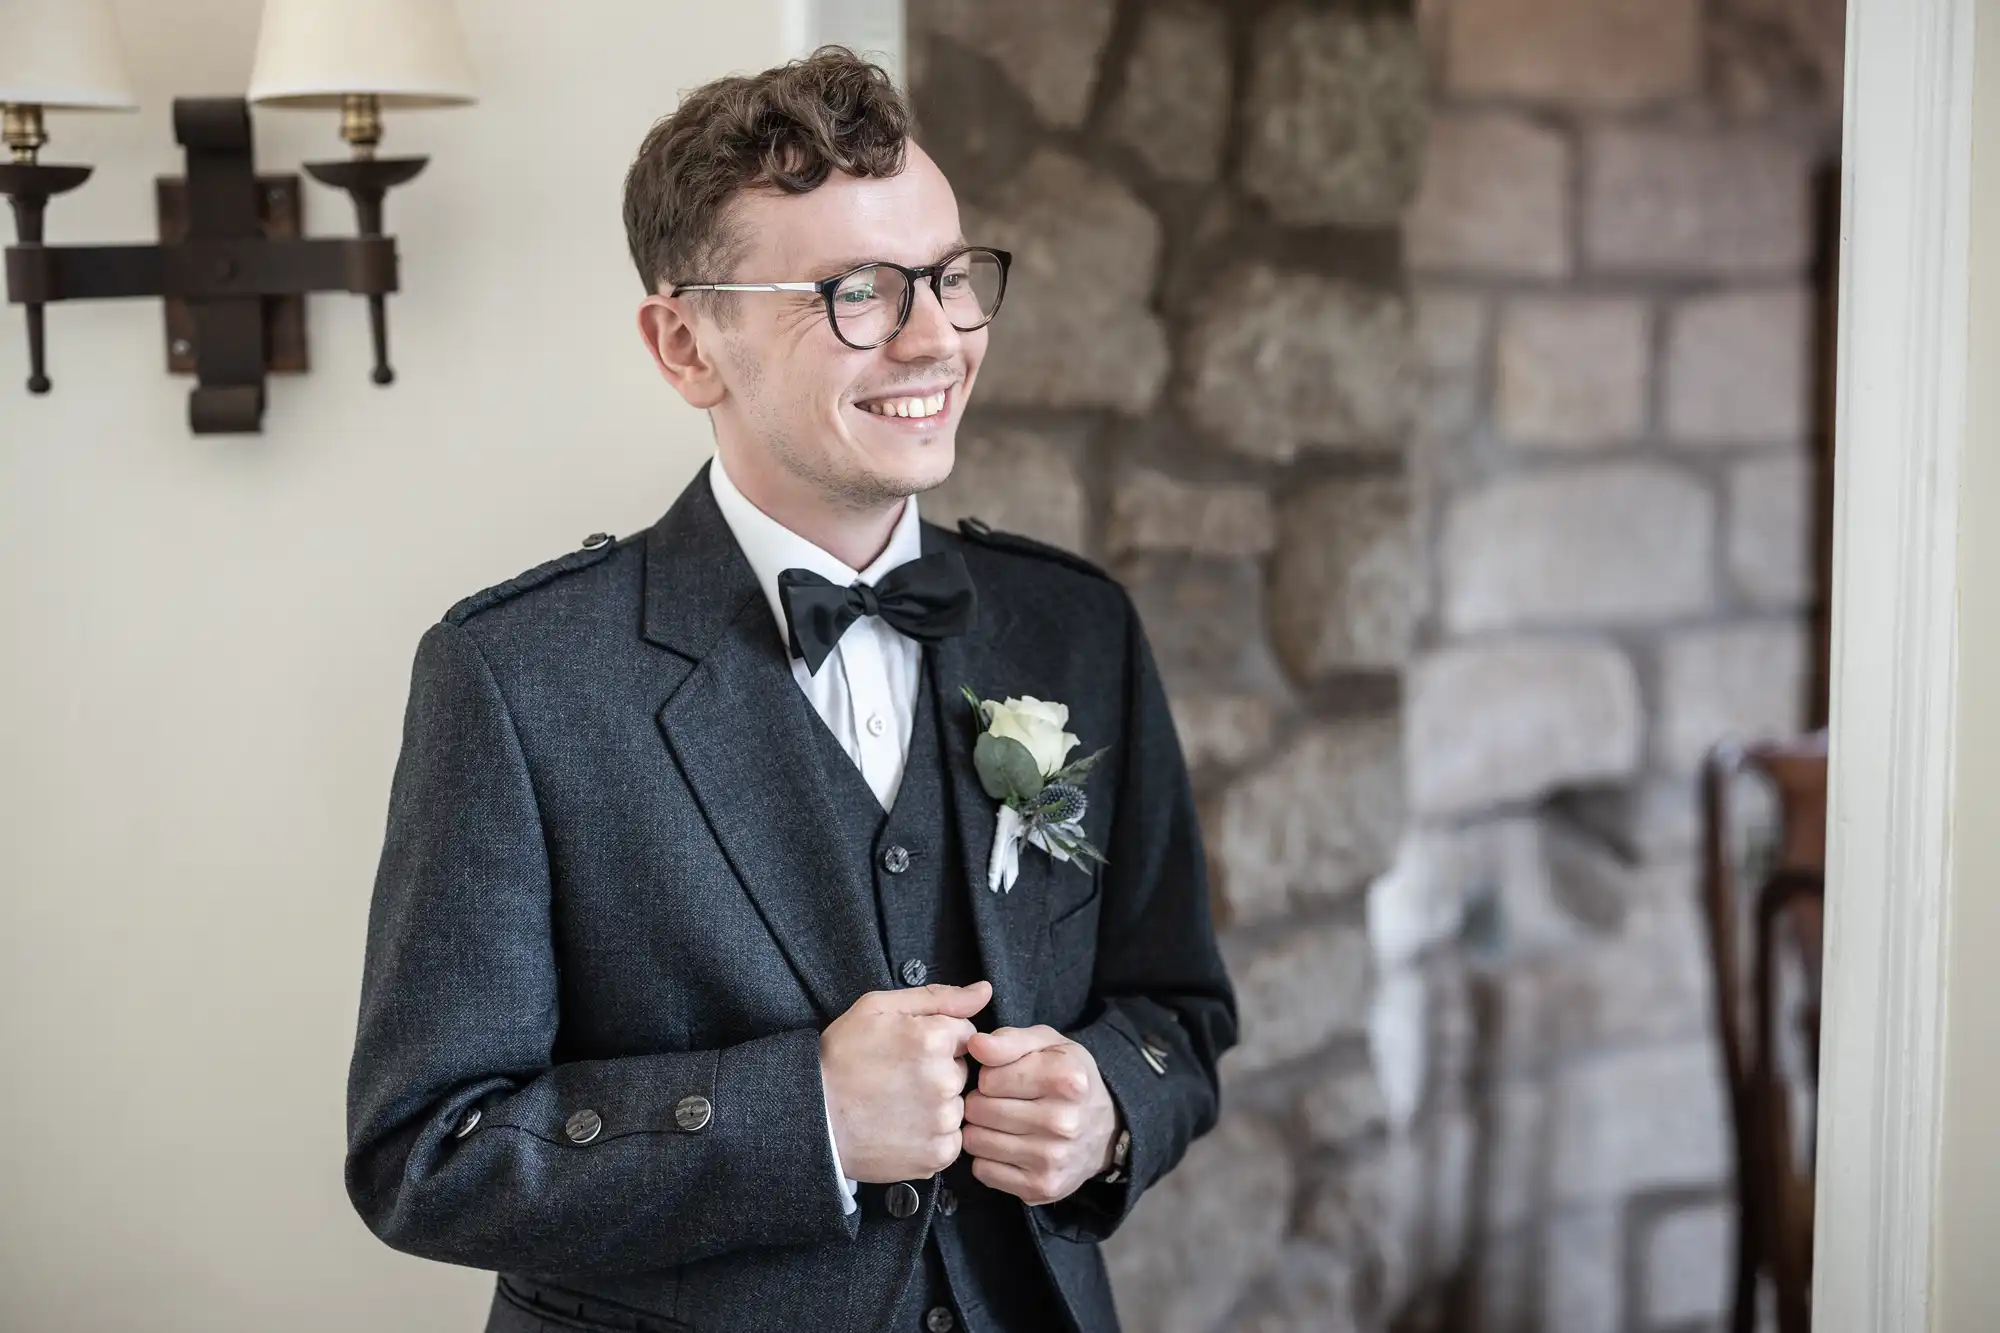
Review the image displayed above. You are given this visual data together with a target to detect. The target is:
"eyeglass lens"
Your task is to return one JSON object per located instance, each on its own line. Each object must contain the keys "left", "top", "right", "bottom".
{"left": 830, "top": 250, "right": 1006, "bottom": 347}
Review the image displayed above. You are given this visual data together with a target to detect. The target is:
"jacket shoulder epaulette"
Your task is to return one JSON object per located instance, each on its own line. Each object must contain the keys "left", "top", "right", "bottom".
{"left": 444, "top": 532, "right": 619, "bottom": 626}
{"left": 954, "top": 517, "right": 1114, "bottom": 583}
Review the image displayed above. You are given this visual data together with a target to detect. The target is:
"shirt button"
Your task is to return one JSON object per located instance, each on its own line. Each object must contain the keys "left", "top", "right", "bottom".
{"left": 882, "top": 844, "right": 911, "bottom": 874}
{"left": 925, "top": 1307, "right": 957, "bottom": 1333}
{"left": 865, "top": 713, "right": 887, "bottom": 737}
{"left": 900, "top": 958, "right": 928, "bottom": 987}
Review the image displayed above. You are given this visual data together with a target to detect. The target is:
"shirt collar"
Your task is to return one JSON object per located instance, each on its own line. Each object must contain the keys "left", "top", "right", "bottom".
{"left": 707, "top": 450, "right": 925, "bottom": 640}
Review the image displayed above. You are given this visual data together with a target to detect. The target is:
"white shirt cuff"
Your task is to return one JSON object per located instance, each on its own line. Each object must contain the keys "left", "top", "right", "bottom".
{"left": 823, "top": 1082, "right": 859, "bottom": 1215}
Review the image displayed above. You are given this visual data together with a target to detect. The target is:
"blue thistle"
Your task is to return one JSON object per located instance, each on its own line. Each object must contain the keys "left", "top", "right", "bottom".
{"left": 1036, "top": 781, "right": 1087, "bottom": 826}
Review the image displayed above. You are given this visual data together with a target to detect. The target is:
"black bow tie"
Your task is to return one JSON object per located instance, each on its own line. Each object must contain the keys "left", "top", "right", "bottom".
{"left": 778, "top": 551, "right": 978, "bottom": 675}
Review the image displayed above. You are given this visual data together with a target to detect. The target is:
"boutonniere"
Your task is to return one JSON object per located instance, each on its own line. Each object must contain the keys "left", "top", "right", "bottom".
{"left": 959, "top": 687, "right": 1108, "bottom": 893}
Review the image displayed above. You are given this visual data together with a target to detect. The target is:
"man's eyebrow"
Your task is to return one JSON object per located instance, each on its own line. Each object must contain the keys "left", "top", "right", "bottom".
{"left": 810, "top": 239, "right": 973, "bottom": 278}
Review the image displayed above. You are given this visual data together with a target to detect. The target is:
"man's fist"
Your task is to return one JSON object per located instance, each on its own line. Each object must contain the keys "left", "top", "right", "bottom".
{"left": 962, "top": 1025, "right": 1120, "bottom": 1206}
{"left": 820, "top": 980, "right": 991, "bottom": 1183}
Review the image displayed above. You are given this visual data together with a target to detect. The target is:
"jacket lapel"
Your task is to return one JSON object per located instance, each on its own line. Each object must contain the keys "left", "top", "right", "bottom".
{"left": 643, "top": 463, "right": 893, "bottom": 1021}
{"left": 923, "top": 524, "right": 1049, "bottom": 1032}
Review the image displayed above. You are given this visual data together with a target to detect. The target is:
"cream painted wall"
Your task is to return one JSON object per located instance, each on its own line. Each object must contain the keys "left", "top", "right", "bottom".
{"left": 0, "top": 3, "right": 798, "bottom": 1328}
{"left": 1937, "top": 1, "right": 2000, "bottom": 1323}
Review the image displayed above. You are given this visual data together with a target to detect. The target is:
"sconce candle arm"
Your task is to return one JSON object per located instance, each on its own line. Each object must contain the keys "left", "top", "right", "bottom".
{"left": 0, "top": 98, "right": 426, "bottom": 432}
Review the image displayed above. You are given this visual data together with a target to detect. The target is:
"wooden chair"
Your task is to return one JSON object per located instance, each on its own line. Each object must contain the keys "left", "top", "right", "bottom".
{"left": 1701, "top": 733, "right": 1828, "bottom": 1333}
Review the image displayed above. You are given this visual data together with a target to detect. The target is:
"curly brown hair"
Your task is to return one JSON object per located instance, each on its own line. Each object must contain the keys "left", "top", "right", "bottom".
{"left": 622, "top": 46, "right": 912, "bottom": 302}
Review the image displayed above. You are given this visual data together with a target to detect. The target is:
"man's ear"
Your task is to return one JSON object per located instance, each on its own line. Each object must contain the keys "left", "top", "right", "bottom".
{"left": 638, "top": 293, "right": 726, "bottom": 410}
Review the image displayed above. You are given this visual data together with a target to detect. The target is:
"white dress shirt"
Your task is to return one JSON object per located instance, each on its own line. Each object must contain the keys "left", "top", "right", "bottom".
{"left": 706, "top": 452, "right": 927, "bottom": 1215}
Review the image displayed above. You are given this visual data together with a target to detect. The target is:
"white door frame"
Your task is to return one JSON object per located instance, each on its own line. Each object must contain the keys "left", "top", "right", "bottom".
{"left": 1815, "top": 0, "right": 1975, "bottom": 1327}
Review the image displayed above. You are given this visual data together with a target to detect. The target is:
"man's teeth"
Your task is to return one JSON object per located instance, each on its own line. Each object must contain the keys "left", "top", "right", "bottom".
{"left": 860, "top": 391, "right": 949, "bottom": 419}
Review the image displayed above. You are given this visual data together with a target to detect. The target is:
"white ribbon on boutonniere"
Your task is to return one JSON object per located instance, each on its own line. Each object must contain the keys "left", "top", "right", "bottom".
{"left": 958, "top": 687, "right": 1108, "bottom": 893}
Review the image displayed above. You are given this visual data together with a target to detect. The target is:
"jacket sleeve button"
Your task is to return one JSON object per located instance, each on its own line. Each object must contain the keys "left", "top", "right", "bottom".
{"left": 674, "top": 1094, "right": 713, "bottom": 1132}
{"left": 452, "top": 1106, "right": 481, "bottom": 1138}
{"left": 564, "top": 1109, "right": 603, "bottom": 1144}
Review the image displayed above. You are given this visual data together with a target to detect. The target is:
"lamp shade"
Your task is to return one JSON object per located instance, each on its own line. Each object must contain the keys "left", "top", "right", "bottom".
{"left": 247, "top": 0, "right": 477, "bottom": 109}
{"left": 0, "top": 0, "right": 137, "bottom": 110}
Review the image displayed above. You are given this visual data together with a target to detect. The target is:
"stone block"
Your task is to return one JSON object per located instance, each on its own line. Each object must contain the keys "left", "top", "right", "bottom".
{"left": 1107, "top": 1, "right": 1232, "bottom": 183}
{"left": 1367, "top": 827, "right": 1478, "bottom": 969}
{"left": 1711, "top": 0, "right": 1848, "bottom": 125}
{"left": 1297, "top": 1061, "right": 1389, "bottom": 1148}
{"left": 1585, "top": 128, "right": 1813, "bottom": 275}
{"left": 963, "top": 150, "right": 1169, "bottom": 414}
{"left": 1445, "top": 0, "right": 1701, "bottom": 108}
{"left": 1495, "top": 297, "right": 1651, "bottom": 449}
{"left": 1227, "top": 1244, "right": 1362, "bottom": 1333}
{"left": 1241, "top": 5, "right": 1429, "bottom": 227}
{"left": 1182, "top": 263, "right": 1415, "bottom": 461}
{"left": 1413, "top": 287, "right": 1490, "bottom": 440}
{"left": 1493, "top": 860, "right": 1714, "bottom": 1071}
{"left": 1168, "top": 693, "right": 1277, "bottom": 773}
{"left": 1544, "top": 1203, "right": 1621, "bottom": 1333}
{"left": 1642, "top": 1197, "right": 1732, "bottom": 1326}
{"left": 1126, "top": 555, "right": 1284, "bottom": 693}
{"left": 922, "top": 425, "right": 1087, "bottom": 552}
{"left": 1440, "top": 462, "right": 1715, "bottom": 632}
{"left": 1657, "top": 620, "right": 1813, "bottom": 771}
{"left": 1369, "top": 968, "right": 1429, "bottom": 1129}
{"left": 912, "top": 0, "right": 1116, "bottom": 129}
{"left": 1551, "top": 1042, "right": 1729, "bottom": 1203}
{"left": 1729, "top": 451, "right": 1818, "bottom": 608}
{"left": 1666, "top": 288, "right": 1815, "bottom": 444}
{"left": 1407, "top": 639, "right": 1643, "bottom": 817}
{"left": 1108, "top": 467, "right": 1275, "bottom": 559}
{"left": 1223, "top": 920, "right": 1376, "bottom": 1075}
{"left": 1270, "top": 476, "right": 1422, "bottom": 679}
{"left": 1479, "top": 1077, "right": 1552, "bottom": 1234}
{"left": 1105, "top": 1110, "right": 1295, "bottom": 1333}
{"left": 1409, "top": 113, "right": 1571, "bottom": 278}
{"left": 1312, "top": 1112, "right": 1476, "bottom": 1312}
{"left": 1210, "top": 718, "right": 1405, "bottom": 927}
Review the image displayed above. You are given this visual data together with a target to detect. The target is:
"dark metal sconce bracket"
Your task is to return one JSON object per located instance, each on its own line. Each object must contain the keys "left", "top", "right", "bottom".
{"left": 1, "top": 97, "right": 425, "bottom": 434}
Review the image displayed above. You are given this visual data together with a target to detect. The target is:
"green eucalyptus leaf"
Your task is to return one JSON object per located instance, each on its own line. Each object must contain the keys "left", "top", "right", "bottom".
{"left": 974, "top": 732, "right": 1045, "bottom": 803}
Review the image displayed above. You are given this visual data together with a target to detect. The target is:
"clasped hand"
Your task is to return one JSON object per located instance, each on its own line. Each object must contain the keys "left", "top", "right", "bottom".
{"left": 819, "top": 980, "right": 1120, "bottom": 1206}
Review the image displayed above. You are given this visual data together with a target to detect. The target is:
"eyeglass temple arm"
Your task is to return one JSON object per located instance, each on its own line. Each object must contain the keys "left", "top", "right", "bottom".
{"left": 670, "top": 281, "right": 821, "bottom": 294}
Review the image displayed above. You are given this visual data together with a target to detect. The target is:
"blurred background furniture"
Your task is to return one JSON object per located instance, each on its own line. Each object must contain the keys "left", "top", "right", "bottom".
{"left": 1701, "top": 732, "right": 1828, "bottom": 1333}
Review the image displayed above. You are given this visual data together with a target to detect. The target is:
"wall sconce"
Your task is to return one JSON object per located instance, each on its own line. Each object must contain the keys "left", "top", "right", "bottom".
{"left": 0, "top": 0, "right": 475, "bottom": 434}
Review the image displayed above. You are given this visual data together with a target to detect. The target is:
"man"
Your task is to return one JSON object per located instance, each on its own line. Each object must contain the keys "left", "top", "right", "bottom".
{"left": 345, "top": 48, "right": 1236, "bottom": 1333}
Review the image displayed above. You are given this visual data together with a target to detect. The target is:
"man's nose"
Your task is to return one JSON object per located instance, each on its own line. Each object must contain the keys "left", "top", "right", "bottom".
{"left": 890, "top": 281, "right": 963, "bottom": 361}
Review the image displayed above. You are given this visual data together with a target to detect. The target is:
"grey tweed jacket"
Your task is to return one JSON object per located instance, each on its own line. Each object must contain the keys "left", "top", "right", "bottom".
{"left": 345, "top": 461, "right": 1238, "bottom": 1333}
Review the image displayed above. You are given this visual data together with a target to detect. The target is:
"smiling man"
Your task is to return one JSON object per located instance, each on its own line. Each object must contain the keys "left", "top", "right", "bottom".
{"left": 344, "top": 48, "right": 1235, "bottom": 1333}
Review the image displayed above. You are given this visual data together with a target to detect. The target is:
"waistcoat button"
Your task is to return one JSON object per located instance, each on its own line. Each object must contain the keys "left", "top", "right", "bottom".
{"left": 563, "top": 1109, "right": 602, "bottom": 1144}
{"left": 900, "top": 958, "right": 928, "bottom": 987}
{"left": 882, "top": 844, "right": 911, "bottom": 874}
{"left": 885, "top": 1181, "right": 921, "bottom": 1218}
{"left": 925, "top": 1307, "right": 957, "bottom": 1333}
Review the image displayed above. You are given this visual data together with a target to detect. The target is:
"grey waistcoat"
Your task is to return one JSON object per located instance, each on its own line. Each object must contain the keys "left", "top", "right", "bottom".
{"left": 797, "top": 648, "right": 1070, "bottom": 1333}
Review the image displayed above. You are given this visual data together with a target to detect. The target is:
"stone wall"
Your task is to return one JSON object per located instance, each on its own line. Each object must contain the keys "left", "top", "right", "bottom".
{"left": 908, "top": 0, "right": 1841, "bottom": 1329}
{"left": 1383, "top": 0, "right": 1842, "bottom": 1327}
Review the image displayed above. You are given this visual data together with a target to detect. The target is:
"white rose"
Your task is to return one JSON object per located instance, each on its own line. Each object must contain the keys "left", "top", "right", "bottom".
{"left": 983, "top": 695, "right": 1080, "bottom": 778}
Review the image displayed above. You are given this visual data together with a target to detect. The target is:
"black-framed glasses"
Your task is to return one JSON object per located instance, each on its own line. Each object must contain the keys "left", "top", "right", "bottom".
{"left": 672, "top": 246, "right": 1012, "bottom": 350}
